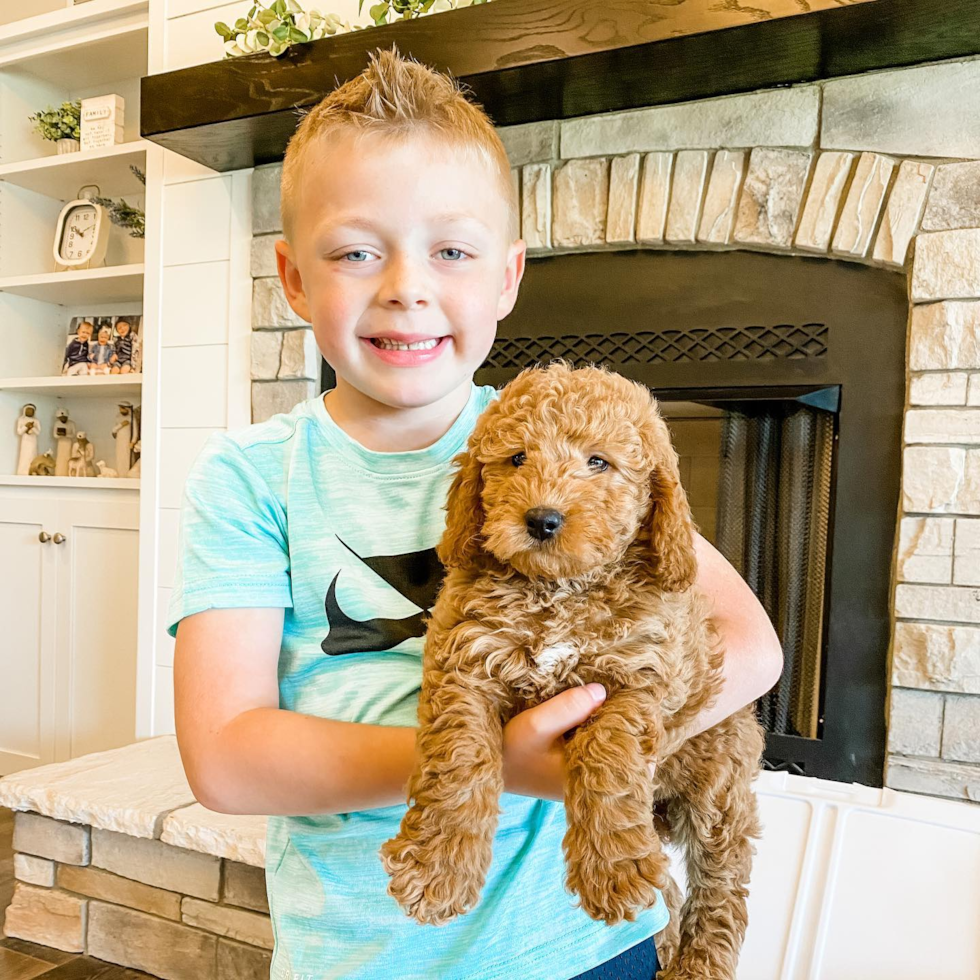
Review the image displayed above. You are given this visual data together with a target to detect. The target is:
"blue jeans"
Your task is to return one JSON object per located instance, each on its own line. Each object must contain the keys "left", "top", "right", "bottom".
{"left": 570, "top": 936, "right": 660, "bottom": 980}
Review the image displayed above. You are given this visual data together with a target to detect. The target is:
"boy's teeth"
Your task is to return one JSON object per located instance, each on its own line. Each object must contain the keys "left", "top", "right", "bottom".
{"left": 372, "top": 337, "right": 440, "bottom": 351}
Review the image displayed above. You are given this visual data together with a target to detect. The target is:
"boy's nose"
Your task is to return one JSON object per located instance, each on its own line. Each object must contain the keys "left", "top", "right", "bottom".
{"left": 381, "top": 255, "right": 429, "bottom": 308}
{"left": 525, "top": 507, "right": 564, "bottom": 541}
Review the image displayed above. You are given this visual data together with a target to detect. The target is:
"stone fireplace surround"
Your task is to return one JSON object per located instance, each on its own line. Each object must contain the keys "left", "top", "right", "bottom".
{"left": 247, "top": 57, "right": 980, "bottom": 805}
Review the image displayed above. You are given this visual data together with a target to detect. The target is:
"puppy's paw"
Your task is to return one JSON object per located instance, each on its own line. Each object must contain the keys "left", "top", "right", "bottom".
{"left": 379, "top": 831, "right": 485, "bottom": 926}
{"left": 566, "top": 843, "right": 668, "bottom": 926}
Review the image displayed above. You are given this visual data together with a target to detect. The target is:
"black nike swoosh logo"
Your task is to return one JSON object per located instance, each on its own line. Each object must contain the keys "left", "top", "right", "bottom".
{"left": 320, "top": 542, "right": 445, "bottom": 658}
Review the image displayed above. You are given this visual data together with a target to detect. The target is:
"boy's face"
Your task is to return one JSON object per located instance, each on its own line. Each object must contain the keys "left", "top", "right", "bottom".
{"left": 116, "top": 321, "right": 130, "bottom": 337}
{"left": 275, "top": 131, "right": 525, "bottom": 414}
{"left": 78, "top": 323, "right": 93, "bottom": 341}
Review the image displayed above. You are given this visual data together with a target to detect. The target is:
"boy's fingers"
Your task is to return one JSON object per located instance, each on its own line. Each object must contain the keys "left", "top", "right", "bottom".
{"left": 525, "top": 684, "right": 606, "bottom": 740}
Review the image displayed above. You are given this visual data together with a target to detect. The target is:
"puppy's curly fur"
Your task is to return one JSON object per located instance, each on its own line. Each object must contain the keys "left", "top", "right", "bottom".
{"left": 380, "top": 363, "right": 765, "bottom": 980}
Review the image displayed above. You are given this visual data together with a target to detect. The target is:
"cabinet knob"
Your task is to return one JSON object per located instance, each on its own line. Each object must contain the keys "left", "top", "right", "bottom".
{"left": 38, "top": 531, "right": 51, "bottom": 543}
{"left": 53, "top": 533, "right": 67, "bottom": 545}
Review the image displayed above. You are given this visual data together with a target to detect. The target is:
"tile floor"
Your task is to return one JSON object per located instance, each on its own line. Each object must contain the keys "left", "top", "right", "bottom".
{"left": 0, "top": 806, "right": 158, "bottom": 979}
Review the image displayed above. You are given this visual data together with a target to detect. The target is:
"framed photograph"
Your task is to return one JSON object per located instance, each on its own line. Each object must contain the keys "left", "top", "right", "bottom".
{"left": 61, "top": 314, "right": 142, "bottom": 376}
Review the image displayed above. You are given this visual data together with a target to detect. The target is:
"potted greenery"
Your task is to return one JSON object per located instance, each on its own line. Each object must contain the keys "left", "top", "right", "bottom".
{"left": 28, "top": 100, "right": 82, "bottom": 154}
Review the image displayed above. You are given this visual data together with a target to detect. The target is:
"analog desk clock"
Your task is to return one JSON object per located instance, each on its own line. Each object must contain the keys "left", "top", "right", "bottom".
{"left": 53, "top": 185, "right": 110, "bottom": 272}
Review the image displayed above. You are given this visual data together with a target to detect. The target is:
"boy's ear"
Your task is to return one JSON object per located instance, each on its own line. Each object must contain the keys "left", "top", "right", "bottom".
{"left": 274, "top": 239, "right": 312, "bottom": 323}
{"left": 495, "top": 239, "right": 527, "bottom": 321}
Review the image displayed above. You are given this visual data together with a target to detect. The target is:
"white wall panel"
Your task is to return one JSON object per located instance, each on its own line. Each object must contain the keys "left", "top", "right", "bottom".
{"left": 156, "top": 587, "right": 175, "bottom": 668}
{"left": 159, "top": 345, "right": 229, "bottom": 428}
{"left": 157, "top": 507, "right": 179, "bottom": 590}
{"left": 158, "top": 427, "right": 219, "bottom": 509}
{"left": 162, "top": 175, "right": 232, "bottom": 267}
{"left": 163, "top": 1, "right": 241, "bottom": 71}
{"left": 153, "top": 664, "right": 175, "bottom": 737}
{"left": 163, "top": 146, "right": 219, "bottom": 185}
{"left": 161, "top": 261, "right": 230, "bottom": 347}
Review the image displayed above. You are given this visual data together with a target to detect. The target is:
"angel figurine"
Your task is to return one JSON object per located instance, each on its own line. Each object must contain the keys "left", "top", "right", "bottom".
{"left": 16, "top": 404, "right": 41, "bottom": 476}
{"left": 68, "top": 431, "right": 96, "bottom": 478}
{"left": 53, "top": 408, "right": 76, "bottom": 477}
{"left": 112, "top": 402, "right": 133, "bottom": 479}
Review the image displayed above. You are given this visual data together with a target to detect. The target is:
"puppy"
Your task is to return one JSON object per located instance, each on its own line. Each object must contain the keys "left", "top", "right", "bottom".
{"left": 380, "top": 362, "right": 765, "bottom": 980}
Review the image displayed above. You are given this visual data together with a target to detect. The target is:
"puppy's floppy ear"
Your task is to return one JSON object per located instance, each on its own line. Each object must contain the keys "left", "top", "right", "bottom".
{"left": 438, "top": 447, "right": 485, "bottom": 569}
{"left": 641, "top": 420, "right": 698, "bottom": 593}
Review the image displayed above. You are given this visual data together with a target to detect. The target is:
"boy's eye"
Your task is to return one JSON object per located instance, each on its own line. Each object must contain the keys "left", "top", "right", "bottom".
{"left": 439, "top": 248, "right": 466, "bottom": 261}
{"left": 341, "top": 250, "right": 373, "bottom": 262}
{"left": 511, "top": 452, "right": 526, "bottom": 467}
{"left": 587, "top": 455, "right": 609, "bottom": 472}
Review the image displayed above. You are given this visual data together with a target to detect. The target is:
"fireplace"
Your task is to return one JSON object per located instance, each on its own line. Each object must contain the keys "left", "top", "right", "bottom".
{"left": 464, "top": 249, "right": 906, "bottom": 785}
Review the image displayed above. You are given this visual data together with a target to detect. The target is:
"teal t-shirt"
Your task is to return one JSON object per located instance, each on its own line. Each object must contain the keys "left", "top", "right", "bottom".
{"left": 166, "top": 382, "right": 668, "bottom": 980}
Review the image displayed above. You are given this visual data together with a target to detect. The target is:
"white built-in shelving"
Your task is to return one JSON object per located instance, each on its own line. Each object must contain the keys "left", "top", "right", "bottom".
{"left": 0, "top": 0, "right": 149, "bottom": 769}
{"left": 0, "top": 139, "right": 148, "bottom": 197}
{"left": 0, "top": 373, "right": 142, "bottom": 397}
{"left": 0, "top": 474, "right": 137, "bottom": 489}
{"left": 0, "top": 263, "right": 144, "bottom": 303}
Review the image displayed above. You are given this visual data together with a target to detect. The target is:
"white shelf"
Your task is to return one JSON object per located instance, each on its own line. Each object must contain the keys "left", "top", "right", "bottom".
{"left": 0, "top": 475, "right": 138, "bottom": 489}
{"left": 0, "top": 0, "right": 148, "bottom": 85}
{"left": 0, "top": 374, "right": 142, "bottom": 398}
{"left": 0, "top": 263, "right": 144, "bottom": 304}
{"left": 0, "top": 140, "right": 148, "bottom": 199}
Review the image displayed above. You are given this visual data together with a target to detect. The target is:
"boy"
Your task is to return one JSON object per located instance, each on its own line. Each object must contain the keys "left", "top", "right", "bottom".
{"left": 63, "top": 319, "right": 93, "bottom": 375}
{"left": 167, "top": 47, "right": 782, "bottom": 980}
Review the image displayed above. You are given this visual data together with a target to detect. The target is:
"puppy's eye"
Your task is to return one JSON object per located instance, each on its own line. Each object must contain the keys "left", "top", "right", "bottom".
{"left": 588, "top": 455, "right": 609, "bottom": 472}
{"left": 511, "top": 452, "right": 526, "bottom": 467}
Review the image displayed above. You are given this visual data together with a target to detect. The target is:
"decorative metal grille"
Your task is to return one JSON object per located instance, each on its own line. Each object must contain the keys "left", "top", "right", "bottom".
{"left": 486, "top": 323, "right": 828, "bottom": 370}
{"left": 762, "top": 759, "right": 807, "bottom": 776}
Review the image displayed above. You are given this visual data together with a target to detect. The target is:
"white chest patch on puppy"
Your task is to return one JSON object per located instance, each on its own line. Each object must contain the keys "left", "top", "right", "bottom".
{"left": 534, "top": 642, "right": 579, "bottom": 673}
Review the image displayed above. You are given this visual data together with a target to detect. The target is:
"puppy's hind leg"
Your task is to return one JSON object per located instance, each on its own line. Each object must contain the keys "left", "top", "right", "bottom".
{"left": 657, "top": 708, "right": 764, "bottom": 980}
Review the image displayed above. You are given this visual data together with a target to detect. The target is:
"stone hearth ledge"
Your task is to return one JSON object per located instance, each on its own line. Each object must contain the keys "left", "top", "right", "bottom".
{"left": 0, "top": 737, "right": 267, "bottom": 868}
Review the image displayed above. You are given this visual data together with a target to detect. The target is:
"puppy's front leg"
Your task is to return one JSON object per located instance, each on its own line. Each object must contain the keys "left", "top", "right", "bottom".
{"left": 563, "top": 688, "right": 668, "bottom": 925}
{"left": 380, "top": 628, "right": 508, "bottom": 926}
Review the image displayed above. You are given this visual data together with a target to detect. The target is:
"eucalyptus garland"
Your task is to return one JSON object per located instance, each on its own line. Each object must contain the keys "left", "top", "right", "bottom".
{"left": 89, "top": 165, "right": 146, "bottom": 239}
{"left": 216, "top": 0, "right": 489, "bottom": 58}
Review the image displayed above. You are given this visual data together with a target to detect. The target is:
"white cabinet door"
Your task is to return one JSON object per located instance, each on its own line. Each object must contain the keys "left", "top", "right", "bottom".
{"left": 0, "top": 496, "right": 59, "bottom": 774}
{"left": 53, "top": 495, "right": 140, "bottom": 761}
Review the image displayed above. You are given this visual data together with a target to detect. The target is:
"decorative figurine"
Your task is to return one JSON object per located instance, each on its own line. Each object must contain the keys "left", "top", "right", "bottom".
{"left": 128, "top": 438, "right": 141, "bottom": 479}
{"left": 67, "top": 431, "right": 96, "bottom": 478}
{"left": 16, "top": 404, "right": 41, "bottom": 476}
{"left": 112, "top": 401, "right": 133, "bottom": 477}
{"left": 53, "top": 408, "right": 76, "bottom": 477}
{"left": 95, "top": 460, "right": 118, "bottom": 478}
{"left": 29, "top": 450, "right": 56, "bottom": 476}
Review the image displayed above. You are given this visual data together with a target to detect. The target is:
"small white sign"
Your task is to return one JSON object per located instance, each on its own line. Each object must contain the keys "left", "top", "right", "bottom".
{"left": 80, "top": 94, "right": 125, "bottom": 151}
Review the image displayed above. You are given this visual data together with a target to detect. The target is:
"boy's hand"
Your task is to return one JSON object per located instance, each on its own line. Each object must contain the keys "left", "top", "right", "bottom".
{"left": 502, "top": 685, "right": 659, "bottom": 801}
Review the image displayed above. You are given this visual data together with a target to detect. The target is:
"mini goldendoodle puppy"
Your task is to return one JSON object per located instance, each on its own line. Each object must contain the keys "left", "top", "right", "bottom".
{"left": 380, "top": 362, "right": 765, "bottom": 980}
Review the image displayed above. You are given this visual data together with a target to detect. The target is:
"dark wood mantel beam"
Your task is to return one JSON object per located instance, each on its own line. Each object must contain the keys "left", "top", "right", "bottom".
{"left": 140, "top": 0, "right": 980, "bottom": 173}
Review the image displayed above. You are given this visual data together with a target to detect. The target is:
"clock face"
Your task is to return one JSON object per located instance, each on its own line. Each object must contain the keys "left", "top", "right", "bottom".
{"left": 59, "top": 204, "right": 98, "bottom": 261}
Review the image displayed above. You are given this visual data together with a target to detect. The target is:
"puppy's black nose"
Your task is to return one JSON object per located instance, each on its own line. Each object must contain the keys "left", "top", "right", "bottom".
{"left": 525, "top": 507, "right": 564, "bottom": 541}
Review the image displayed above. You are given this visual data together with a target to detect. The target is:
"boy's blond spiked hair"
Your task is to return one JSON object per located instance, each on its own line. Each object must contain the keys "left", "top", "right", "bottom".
{"left": 279, "top": 45, "right": 519, "bottom": 245}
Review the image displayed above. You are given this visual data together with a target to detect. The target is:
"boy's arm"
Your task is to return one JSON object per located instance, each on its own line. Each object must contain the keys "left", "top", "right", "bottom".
{"left": 174, "top": 607, "right": 421, "bottom": 815}
{"left": 680, "top": 531, "right": 784, "bottom": 738}
{"left": 176, "top": 607, "right": 612, "bottom": 813}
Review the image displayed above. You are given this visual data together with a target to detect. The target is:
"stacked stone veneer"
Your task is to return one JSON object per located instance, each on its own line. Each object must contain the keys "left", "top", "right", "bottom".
{"left": 247, "top": 58, "right": 980, "bottom": 803}
{"left": 1, "top": 738, "right": 272, "bottom": 980}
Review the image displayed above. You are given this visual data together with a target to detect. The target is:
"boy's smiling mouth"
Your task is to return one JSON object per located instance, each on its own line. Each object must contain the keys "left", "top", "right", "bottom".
{"left": 362, "top": 333, "right": 450, "bottom": 365}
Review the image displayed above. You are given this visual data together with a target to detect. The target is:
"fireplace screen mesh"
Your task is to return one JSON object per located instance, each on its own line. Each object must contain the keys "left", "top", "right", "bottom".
{"left": 714, "top": 406, "right": 834, "bottom": 739}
